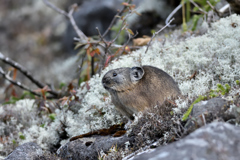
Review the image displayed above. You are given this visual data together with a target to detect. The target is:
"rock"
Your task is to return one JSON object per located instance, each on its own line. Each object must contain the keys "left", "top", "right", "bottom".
{"left": 133, "top": 122, "right": 240, "bottom": 160}
{"left": 185, "top": 98, "right": 235, "bottom": 128}
{"left": 57, "top": 134, "right": 133, "bottom": 160}
{"left": 191, "top": 98, "right": 228, "bottom": 116}
{"left": 5, "top": 142, "right": 43, "bottom": 160}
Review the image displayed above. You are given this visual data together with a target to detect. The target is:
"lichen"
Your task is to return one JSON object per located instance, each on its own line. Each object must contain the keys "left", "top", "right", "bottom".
{"left": 1, "top": 14, "right": 240, "bottom": 157}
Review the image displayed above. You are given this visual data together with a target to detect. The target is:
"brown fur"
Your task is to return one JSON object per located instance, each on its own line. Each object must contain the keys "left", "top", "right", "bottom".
{"left": 102, "top": 65, "right": 181, "bottom": 120}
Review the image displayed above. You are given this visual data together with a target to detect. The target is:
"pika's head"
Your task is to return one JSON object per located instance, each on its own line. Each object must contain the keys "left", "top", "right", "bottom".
{"left": 102, "top": 67, "right": 145, "bottom": 92}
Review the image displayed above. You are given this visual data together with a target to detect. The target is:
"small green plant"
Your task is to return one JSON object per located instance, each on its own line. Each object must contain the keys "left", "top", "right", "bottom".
{"left": 183, "top": 0, "right": 221, "bottom": 31}
{"left": 209, "top": 83, "right": 231, "bottom": 98}
{"left": 182, "top": 95, "right": 206, "bottom": 121}
{"left": 236, "top": 80, "right": 240, "bottom": 85}
{"left": 12, "top": 139, "right": 17, "bottom": 145}
{"left": 49, "top": 113, "right": 56, "bottom": 121}
{"left": 18, "top": 132, "right": 25, "bottom": 140}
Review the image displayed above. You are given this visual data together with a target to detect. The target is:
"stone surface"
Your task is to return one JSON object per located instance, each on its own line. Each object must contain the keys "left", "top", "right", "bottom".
{"left": 191, "top": 98, "right": 228, "bottom": 117}
{"left": 5, "top": 142, "right": 43, "bottom": 160}
{"left": 133, "top": 122, "right": 240, "bottom": 160}
{"left": 57, "top": 134, "right": 133, "bottom": 160}
{"left": 185, "top": 98, "right": 235, "bottom": 128}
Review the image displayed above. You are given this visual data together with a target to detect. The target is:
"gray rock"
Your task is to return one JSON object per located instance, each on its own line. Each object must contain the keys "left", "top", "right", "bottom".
{"left": 5, "top": 142, "right": 43, "bottom": 160}
{"left": 191, "top": 98, "right": 228, "bottom": 116}
{"left": 57, "top": 134, "right": 133, "bottom": 160}
{"left": 133, "top": 122, "right": 240, "bottom": 160}
{"left": 185, "top": 98, "right": 235, "bottom": 128}
{"left": 191, "top": 97, "right": 229, "bottom": 117}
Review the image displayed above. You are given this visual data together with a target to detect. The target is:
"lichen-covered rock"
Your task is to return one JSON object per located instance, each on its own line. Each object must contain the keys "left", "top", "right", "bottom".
{"left": 5, "top": 142, "right": 43, "bottom": 160}
{"left": 57, "top": 135, "right": 133, "bottom": 160}
{"left": 133, "top": 122, "right": 240, "bottom": 160}
{"left": 185, "top": 98, "right": 236, "bottom": 128}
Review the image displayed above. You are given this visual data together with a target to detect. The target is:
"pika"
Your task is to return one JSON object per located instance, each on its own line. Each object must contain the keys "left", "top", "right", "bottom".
{"left": 102, "top": 65, "right": 181, "bottom": 120}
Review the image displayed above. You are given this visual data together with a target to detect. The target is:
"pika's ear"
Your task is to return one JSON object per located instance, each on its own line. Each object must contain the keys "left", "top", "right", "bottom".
{"left": 130, "top": 66, "right": 144, "bottom": 82}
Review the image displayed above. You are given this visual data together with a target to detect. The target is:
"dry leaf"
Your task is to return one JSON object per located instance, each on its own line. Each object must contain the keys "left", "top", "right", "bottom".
{"left": 133, "top": 37, "right": 151, "bottom": 46}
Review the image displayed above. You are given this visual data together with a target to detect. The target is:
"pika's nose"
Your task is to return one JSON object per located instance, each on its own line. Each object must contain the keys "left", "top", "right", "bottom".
{"left": 102, "top": 77, "right": 108, "bottom": 85}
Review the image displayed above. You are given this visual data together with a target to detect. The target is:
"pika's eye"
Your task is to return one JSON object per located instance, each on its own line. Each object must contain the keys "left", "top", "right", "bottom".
{"left": 113, "top": 72, "right": 117, "bottom": 77}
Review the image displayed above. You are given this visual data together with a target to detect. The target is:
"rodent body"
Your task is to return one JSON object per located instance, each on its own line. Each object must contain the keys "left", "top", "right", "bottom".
{"left": 102, "top": 65, "right": 181, "bottom": 120}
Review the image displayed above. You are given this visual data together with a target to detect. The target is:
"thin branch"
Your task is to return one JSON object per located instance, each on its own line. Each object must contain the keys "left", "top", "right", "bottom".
{"left": 110, "top": 12, "right": 133, "bottom": 44}
{"left": 0, "top": 52, "right": 59, "bottom": 97}
{"left": 119, "top": 31, "right": 138, "bottom": 55}
{"left": 96, "top": 27, "right": 108, "bottom": 48}
{"left": 206, "top": 1, "right": 221, "bottom": 17}
{"left": 0, "top": 67, "right": 56, "bottom": 99}
{"left": 111, "top": 44, "right": 141, "bottom": 50}
{"left": 102, "top": 0, "right": 132, "bottom": 38}
{"left": 96, "top": 27, "right": 112, "bottom": 75}
{"left": 42, "top": 0, "right": 68, "bottom": 16}
{"left": 95, "top": 7, "right": 135, "bottom": 75}
{"left": 0, "top": 67, "right": 41, "bottom": 97}
{"left": 201, "top": 113, "right": 207, "bottom": 126}
{"left": 190, "top": 0, "right": 207, "bottom": 14}
{"left": 145, "top": 18, "right": 175, "bottom": 53}
{"left": 0, "top": 53, "right": 44, "bottom": 88}
{"left": 73, "top": 38, "right": 141, "bottom": 50}
{"left": 219, "top": 4, "right": 230, "bottom": 14}
{"left": 165, "top": 3, "right": 182, "bottom": 28}
{"left": 42, "top": 0, "right": 88, "bottom": 42}
{"left": 68, "top": 4, "right": 88, "bottom": 41}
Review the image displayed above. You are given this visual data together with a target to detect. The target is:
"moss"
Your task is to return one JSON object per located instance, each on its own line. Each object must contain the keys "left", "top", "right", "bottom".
{"left": 182, "top": 95, "right": 206, "bottom": 121}
{"left": 236, "top": 80, "right": 240, "bottom": 85}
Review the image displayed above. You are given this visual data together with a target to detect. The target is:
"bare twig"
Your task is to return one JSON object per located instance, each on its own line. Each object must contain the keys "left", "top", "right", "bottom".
{"left": 0, "top": 67, "right": 40, "bottom": 97}
{"left": 96, "top": 27, "right": 111, "bottom": 75}
{"left": 201, "top": 113, "right": 207, "bottom": 126}
{"left": 110, "top": 12, "right": 132, "bottom": 44}
{"left": 43, "top": 0, "right": 136, "bottom": 77}
{"left": 73, "top": 38, "right": 141, "bottom": 50}
{"left": 96, "top": 27, "right": 109, "bottom": 48}
{"left": 145, "top": 18, "right": 175, "bottom": 53}
{"left": 219, "top": 4, "right": 230, "bottom": 14}
{"left": 102, "top": 0, "right": 132, "bottom": 38}
{"left": 0, "top": 52, "right": 59, "bottom": 97}
{"left": 96, "top": 6, "right": 135, "bottom": 74}
{"left": 190, "top": 0, "right": 207, "bottom": 14}
{"left": 188, "top": 71, "right": 197, "bottom": 80}
{"left": 165, "top": 3, "right": 182, "bottom": 27}
{"left": 206, "top": 1, "right": 221, "bottom": 17}
{"left": 41, "top": 0, "right": 68, "bottom": 16}
{"left": 119, "top": 31, "right": 138, "bottom": 55}
{"left": 42, "top": 0, "right": 87, "bottom": 42}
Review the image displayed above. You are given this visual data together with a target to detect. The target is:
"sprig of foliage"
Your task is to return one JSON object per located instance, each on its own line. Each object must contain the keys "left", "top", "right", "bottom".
{"left": 182, "top": 95, "right": 206, "bottom": 121}
{"left": 236, "top": 80, "right": 240, "bottom": 85}
{"left": 210, "top": 83, "right": 231, "bottom": 98}
{"left": 183, "top": 0, "right": 220, "bottom": 31}
{"left": 18, "top": 132, "right": 25, "bottom": 140}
